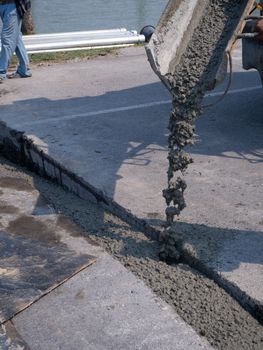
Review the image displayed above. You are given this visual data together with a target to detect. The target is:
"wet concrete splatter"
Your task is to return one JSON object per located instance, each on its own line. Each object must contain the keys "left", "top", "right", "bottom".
{"left": 0, "top": 177, "right": 34, "bottom": 192}
{"left": 0, "top": 204, "right": 19, "bottom": 215}
{"left": 7, "top": 215, "right": 60, "bottom": 244}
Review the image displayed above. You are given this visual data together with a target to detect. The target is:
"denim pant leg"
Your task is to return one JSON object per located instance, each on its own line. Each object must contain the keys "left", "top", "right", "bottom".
{"left": 0, "top": 3, "right": 19, "bottom": 78}
{"left": 15, "top": 19, "right": 31, "bottom": 77}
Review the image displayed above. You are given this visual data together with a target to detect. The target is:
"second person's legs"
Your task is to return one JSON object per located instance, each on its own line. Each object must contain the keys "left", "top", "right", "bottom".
{"left": 15, "top": 27, "right": 32, "bottom": 77}
{"left": 0, "top": 3, "right": 19, "bottom": 79}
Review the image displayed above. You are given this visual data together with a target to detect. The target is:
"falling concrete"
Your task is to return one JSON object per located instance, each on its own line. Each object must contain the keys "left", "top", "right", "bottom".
{"left": 146, "top": 0, "right": 252, "bottom": 247}
{"left": 166, "top": 0, "right": 249, "bottom": 223}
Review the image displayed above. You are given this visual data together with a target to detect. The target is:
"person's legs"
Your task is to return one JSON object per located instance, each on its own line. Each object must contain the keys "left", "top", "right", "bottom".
{"left": 14, "top": 18, "right": 32, "bottom": 77}
{"left": 0, "top": 3, "right": 19, "bottom": 80}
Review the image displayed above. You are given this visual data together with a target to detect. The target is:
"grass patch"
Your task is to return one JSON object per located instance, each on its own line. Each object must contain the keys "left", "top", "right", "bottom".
{"left": 11, "top": 48, "right": 118, "bottom": 66}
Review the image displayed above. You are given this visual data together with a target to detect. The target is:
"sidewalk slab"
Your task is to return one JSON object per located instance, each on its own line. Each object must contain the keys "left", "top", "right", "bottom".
{"left": 12, "top": 253, "right": 213, "bottom": 350}
{"left": 0, "top": 46, "right": 262, "bottom": 318}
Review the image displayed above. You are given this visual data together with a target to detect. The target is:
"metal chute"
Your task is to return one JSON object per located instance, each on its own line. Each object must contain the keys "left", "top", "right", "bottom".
{"left": 145, "top": 0, "right": 257, "bottom": 91}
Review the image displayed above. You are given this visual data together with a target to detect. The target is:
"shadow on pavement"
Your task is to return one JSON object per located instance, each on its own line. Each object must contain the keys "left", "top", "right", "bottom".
{"left": 194, "top": 76, "right": 263, "bottom": 164}
{"left": 174, "top": 221, "right": 263, "bottom": 272}
{"left": 0, "top": 72, "right": 262, "bottom": 203}
{"left": 0, "top": 82, "right": 170, "bottom": 199}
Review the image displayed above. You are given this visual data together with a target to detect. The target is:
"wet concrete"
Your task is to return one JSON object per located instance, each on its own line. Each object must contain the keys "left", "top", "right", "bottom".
{"left": 7, "top": 215, "right": 60, "bottom": 244}
{"left": 162, "top": 0, "right": 248, "bottom": 224}
{"left": 0, "top": 177, "right": 35, "bottom": 192}
{"left": 2, "top": 156, "right": 261, "bottom": 349}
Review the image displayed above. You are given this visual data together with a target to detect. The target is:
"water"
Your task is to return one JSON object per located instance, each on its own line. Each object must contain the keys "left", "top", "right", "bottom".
{"left": 32, "top": 0, "right": 168, "bottom": 34}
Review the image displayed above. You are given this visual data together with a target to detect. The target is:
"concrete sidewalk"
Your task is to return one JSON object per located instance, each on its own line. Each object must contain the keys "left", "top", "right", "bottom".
{"left": 0, "top": 46, "right": 262, "bottom": 319}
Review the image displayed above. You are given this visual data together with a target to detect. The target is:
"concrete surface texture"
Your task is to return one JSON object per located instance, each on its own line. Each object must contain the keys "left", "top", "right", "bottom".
{"left": 1, "top": 157, "right": 263, "bottom": 350}
{"left": 13, "top": 255, "right": 212, "bottom": 350}
{"left": 0, "top": 46, "right": 262, "bottom": 319}
{"left": 0, "top": 158, "right": 213, "bottom": 350}
{"left": 0, "top": 173, "right": 96, "bottom": 323}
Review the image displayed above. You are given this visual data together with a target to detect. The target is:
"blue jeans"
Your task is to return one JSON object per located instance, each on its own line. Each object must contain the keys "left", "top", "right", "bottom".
{"left": 0, "top": 3, "right": 31, "bottom": 78}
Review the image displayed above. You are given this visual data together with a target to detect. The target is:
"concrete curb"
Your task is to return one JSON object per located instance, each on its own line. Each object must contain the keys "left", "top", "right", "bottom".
{"left": 0, "top": 121, "right": 262, "bottom": 324}
{"left": 0, "top": 121, "right": 159, "bottom": 241}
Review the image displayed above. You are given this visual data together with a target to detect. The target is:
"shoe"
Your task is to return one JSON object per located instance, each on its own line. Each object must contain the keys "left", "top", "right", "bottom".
{"left": 8, "top": 70, "right": 32, "bottom": 79}
{"left": 0, "top": 76, "right": 6, "bottom": 83}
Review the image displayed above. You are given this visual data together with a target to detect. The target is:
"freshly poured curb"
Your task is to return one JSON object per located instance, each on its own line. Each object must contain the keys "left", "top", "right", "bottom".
{"left": 0, "top": 121, "right": 159, "bottom": 240}
{"left": 0, "top": 120, "right": 262, "bottom": 324}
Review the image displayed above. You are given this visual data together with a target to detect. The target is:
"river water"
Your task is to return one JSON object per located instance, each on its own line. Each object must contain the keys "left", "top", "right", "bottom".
{"left": 32, "top": 0, "right": 168, "bottom": 34}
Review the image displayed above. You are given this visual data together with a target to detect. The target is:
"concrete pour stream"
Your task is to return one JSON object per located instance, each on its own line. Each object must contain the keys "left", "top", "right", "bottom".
{"left": 159, "top": 0, "right": 251, "bottom": 254}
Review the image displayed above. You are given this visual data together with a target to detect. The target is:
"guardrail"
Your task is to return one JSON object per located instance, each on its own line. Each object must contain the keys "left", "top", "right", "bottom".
{"left": 21, "top": 28, "right": 145, "bottom": 54}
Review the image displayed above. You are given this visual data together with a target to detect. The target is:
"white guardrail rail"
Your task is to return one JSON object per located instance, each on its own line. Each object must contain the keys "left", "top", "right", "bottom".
{"left": 19, "top": 28, "right": 145, "bottom": 53}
